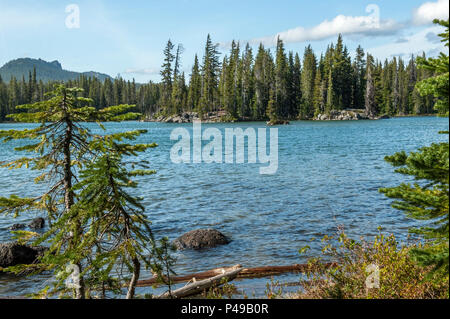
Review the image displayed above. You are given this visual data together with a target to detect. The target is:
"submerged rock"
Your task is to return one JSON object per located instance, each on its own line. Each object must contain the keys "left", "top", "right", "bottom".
{"left": 0, "top": 242, "right": 46, "bottom": 268}
{"left": 28, "top": 217, "right": 45, "bottom": 230}
{"left": 267, "top": 120, "right": 290, "bottom": 126}
{"left": 173, "top": 228, "right": 230, "bottom": 250}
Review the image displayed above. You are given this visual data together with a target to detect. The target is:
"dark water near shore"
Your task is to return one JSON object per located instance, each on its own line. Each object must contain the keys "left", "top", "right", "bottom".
{"left": 0, "top": 117, "right": 448, "bottom": 297}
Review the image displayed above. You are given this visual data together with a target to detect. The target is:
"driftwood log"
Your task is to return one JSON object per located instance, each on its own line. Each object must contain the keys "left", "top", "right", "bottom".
{"left": 137, "top": 263, "right": 337, "bottom": 287}
{"left": 157, "top": 266, "right": 243, "bottom": 299}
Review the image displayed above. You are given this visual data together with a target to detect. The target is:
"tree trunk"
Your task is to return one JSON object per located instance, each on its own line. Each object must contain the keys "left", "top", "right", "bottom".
{"left": 137, "top": 263, "right": 337, "bottom": 287}
{"left": 62, "top": 92, "right": 85, "bottom": 299}
{"left": 157, "top": 267, "right": 243, "bottom": 299}
{"left": 126, "top": 258, "right": 140, "bottom": 299}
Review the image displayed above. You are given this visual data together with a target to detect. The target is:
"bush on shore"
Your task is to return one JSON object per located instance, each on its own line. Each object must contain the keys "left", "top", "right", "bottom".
{"left": 296, "top": 230, "right": 449, "bottom": 299}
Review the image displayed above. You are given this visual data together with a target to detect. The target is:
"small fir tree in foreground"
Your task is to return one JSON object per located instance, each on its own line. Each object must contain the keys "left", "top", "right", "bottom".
{"left": 0, "top": 84, "right": 166, "bottom": 298}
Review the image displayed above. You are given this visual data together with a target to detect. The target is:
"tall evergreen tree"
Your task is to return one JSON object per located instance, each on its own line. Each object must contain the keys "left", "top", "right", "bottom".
{"left": 187, "top": 54, "right": 201, "bottom": 111}
{"left": 274, "top": 37, "right": 288, "bottom": 120}
{"left": 312, "top": 69, "right": 324, "bottom": 115}
{"left": 391, "top": 57, "right": 400, "bottom": 115}
{"left": 199, "top": 34, "right": 221, "bottom": 115}
{"left": 253, "top": 44, "right": 273, "bottom": 120}
{"left": 171, "top": 44, "right": 185, "bottom": 115}
{"left": 240, "top": 43, "right": 254, "bottom": 118}
{"left": 223, "top": 41, "right": 239, "bottom": 118}
{"left": 300, "top": 45, "right": 316, "bottom": 118}
{"left": 160, "top": 39, "right": 175, "bottom": 113}
{"left": 352, "top": 46, "right": 366, "bottom": 108}
{"left": 365, "top": 54, "right": 377, "bottom": 118}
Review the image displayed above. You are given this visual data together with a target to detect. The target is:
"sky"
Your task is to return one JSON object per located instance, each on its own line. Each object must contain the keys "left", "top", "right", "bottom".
{"left": 0, "top": 0, "right": 448, "bottom": 83}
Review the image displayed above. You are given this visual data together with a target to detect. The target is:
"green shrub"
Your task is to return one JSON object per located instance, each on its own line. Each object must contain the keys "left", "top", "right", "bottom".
{"left": 297, "top": 231, "right": 449, "bottom": 299}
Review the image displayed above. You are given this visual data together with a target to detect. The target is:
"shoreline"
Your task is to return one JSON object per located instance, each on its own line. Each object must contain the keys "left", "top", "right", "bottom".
{"left": 141, "top": 110, "right": 441, "bottom": 124}
{"left": 0, "top": 113, "right": 443, "bottom": 125}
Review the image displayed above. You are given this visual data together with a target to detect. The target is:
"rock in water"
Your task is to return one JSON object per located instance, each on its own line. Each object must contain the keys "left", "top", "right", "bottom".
{"left": 8, "top": 224, "right": 26, "bottom": 231}
{"left": 173, "top": 229, "right": 230, "bottom": 250}
{"left": 0, "top": 242, "right": 46, "bottom": 268}
{"left": 28, "top": 217, "right": 45, "bottom": 229}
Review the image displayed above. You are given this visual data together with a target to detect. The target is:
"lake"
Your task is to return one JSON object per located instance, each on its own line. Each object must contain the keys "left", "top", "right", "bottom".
{"left": 0, "top": 116, "right": 448, "bottom": 297}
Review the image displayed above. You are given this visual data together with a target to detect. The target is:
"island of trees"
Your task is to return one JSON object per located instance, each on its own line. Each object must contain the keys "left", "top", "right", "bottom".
{"left": 0, "top": 34, "right": 438, "bottom": 123}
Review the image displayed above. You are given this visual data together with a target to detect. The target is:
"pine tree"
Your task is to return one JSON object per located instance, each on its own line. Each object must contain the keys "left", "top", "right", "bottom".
{"left": 218, "top": 55, "right": 228, "bottom": 111}
{"left": 415, "top": 20, "right": 449, "bottom": 116}
{"left": 326, "top": 69, "right": 335, "bottom": 113}
{"left": 241, "top": 43, "right": 254, "bottom": 119}
{"left": 171, "top": 44, "right": 185, "bottom": 115}
{"left": 223, "top": 41, "right": 239, "bottom": 119}
{"left": 312, "top": 69, "right": 324, "bottom": 116}
{"left": 352, "top": 46, "right": 366, "bottom": 109}
{"left": 380, "top": 19, "right": 449, "bottom": 276}
{"left": 300, "top": 45, "right": 316, "bottom": 118}
{"left": 292, "top": 53, "right": 302, "bottom": 117}
{"left": 160, "top": 39, "right": 175, "bottom": 113}
{"left": 72, "top": 134, "right": 158, "bottom": 299}
{"left": 365, "top": 55, "right": 376, "bottom": 118}
{"left": 0, "top": 84, "right": 158, "bottom": 298}
{"left": 187, "top": 54, "right": 201, "bottom": 111}
{"left": 0, "top": 75, "right": 8, "bottom": 121}
{"left": 199, "top": 34, "right": 221, "bottom": 116}
{"left": 391, "top": 57, "right": 400, "bottom": 114}
{"left": 398, "top": 58, "right": 408, "bottom": 114}
{"left": 266, "top": 88, "right": 278, "bottom": 124}
{"left": 274, "top": 37, "right": 288, "bottom": 120}
{"left": 328, "top": 35, "right": 352, "bottom": 110}
{"left": 253, "top": 44, "right": 273, "bottom": 120}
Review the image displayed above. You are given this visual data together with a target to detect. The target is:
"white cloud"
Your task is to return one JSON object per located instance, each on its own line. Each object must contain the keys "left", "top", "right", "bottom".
{"left": 367, "top": 26, "right": 448, "bottom": 61}
{"left": 413, "top": 0, "right": 449, "bottom": 25}
{"left": 124, "top": 68, "right": 160, "bottom": 75}
{"left": 250, "top": 10, "right": 402, "bottom": 46}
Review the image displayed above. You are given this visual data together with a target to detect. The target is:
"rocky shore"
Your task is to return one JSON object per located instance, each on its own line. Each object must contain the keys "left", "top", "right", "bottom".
{"left": 143, "top": 109, "right": 390, "bottom": 124}
{"left": 313, "top": 110, "right": 390, "bottom": 121}
{"left": 144, "top": 111, "right": 230, "bottom": 123}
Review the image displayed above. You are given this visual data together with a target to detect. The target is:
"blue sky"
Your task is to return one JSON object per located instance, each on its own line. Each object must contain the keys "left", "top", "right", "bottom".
{"left": 0, "top": 0, "right": 448, "bottom": 83}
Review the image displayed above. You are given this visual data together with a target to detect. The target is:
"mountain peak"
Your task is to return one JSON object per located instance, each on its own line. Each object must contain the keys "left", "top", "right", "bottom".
{"left": 49, "top": 60, "right": 62, "bottom": 69}
{"left": 0, "top": 58, "right": 111, "bottom": 83}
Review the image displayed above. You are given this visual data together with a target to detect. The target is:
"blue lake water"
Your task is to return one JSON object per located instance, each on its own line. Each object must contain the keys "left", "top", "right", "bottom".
{"left": 0, "top": 117, "right": 448, "bottom": 297}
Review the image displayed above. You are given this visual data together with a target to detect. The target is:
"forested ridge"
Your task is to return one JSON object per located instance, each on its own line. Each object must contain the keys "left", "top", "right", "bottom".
{"left": 0, "top": 34, "right": 437, "bottom": 122}
{"left": 0, "top": 58, "right": 111, "bottom": 84}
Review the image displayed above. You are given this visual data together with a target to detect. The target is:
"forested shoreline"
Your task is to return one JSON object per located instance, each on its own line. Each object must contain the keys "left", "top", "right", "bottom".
{"left": 0, "top": 34, "right": 437, "bottom": 123}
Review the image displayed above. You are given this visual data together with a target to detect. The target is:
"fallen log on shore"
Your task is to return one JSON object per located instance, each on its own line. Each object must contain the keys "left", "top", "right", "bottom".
{"left": 137, "top": 264, "right": 243, "bottom": 287}
{"left": 137, "top": 262, "right": 337, "bottom": 287}
{"left": 157, "top": 266, "right": 243, "bottom": 299}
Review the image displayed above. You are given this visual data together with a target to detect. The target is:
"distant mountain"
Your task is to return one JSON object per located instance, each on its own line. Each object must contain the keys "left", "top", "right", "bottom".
{"left": 0, "top": 58, "right": 112, "bottom": 83}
